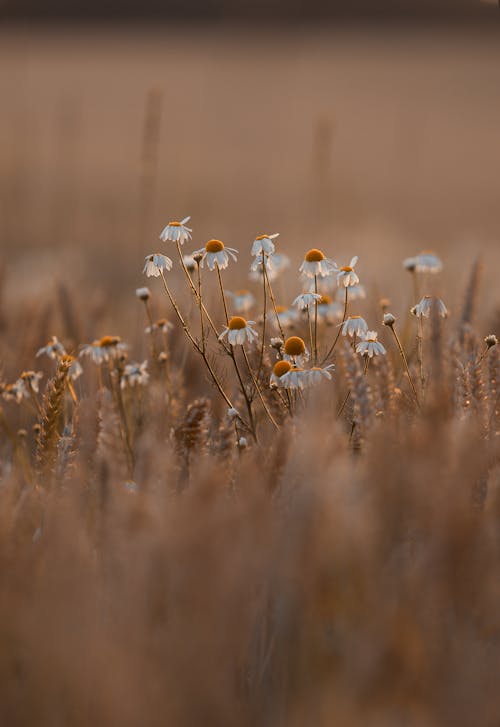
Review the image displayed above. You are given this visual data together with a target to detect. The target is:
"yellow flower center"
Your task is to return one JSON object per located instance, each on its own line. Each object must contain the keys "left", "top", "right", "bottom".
{"left": 319, "top": 295, "right": 332, "bottom": 305}
{"left": 168, "top": 221, "right": 181, "bottom": 227}
{"left": 273, "top": 360, "right": 292, "bottom": 377}
{"left": 236, "top": 289, "right": 250, "bottom": 296}
{"left": 228, "top": 316, "right": 247, "bottom": 330}
{"left": 98, "top": 335, "right": 121, "bottom": 348}
{"left": 420, "top": 250, "right": 435, "bottom": 254}
{"left": 205, "top": 239, "right": 225, "bottom": 253}
{"left": 341, "top": 266, "right": 353, "bottom": 272}
{"left": 275, "top": 305, "right": 288, "bottom": 314}
{"left": 255, "top": 234, "right": 268, "bottom": 241}
{"left": 305, "top": 248, "right": 325, "bottom": 262}
{"left": 350, "top": 315, "right": 361, "bottom": 319}
{"left": 284, "top": 336, "right": 306, "bottom": 356}
{"left": 157, "top": 318, "right": 168, "bottom": 326}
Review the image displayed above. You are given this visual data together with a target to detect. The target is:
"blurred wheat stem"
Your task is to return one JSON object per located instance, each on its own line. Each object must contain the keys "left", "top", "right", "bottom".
{"left": 263, "top": 261, "right": 285, "bottom": 340}
{"left": 323, "top": 287, "right": 349, "bottom": 363}
{"left": 313, "top": 275, "right": 319, "bottom": 364}
{"left": 307, "top": 308, "right": 314, "bottom": 362}
{"left": 175, "top": 240, "right": 220, "bottom": 341}
{"left": 142, "top": 297, "right": 159, "bottom": 363}
{"left": 109, "top": 359, "right": 134, "bottom": 476}
{"left": 417, "top": 316, "right": 425, "bottom": 391}
{"left": 159, "top": 270, "right": 247, "bottom": 429}
{"left": 338, "top": 354, "right": 370, "bottom": 419}
{"left": 256, "top": 262, "right": 267, "bottom": 382}
{"left": 216, "top": 264, "right": 257, "bottom": 439}
{"left": 388, "top": 324, "right": 420, "bottom": 407}
{"left": 196, "top": 262, "right": 206, "bottom": 353}
{"left": 242, "top": 347, "right": 279, "bottom": 430}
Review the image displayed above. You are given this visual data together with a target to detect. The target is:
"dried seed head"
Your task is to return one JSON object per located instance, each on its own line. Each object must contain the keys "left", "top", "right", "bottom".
{"left": 284, "top": 336, "right": 306, "bottom": 356}
{"left": 228, "top": 316, "right": 247, "bottom": 330}
{"left": 305, "top": 248, "right": 325, "bottom": 262}
{"left": 135, "top": 287, "right": 150, "bottom": 301}
{"left": 383, "top": 313, "right": 396, "bottom": 327}
{"left": 158, "top": 351, "right": 168, "bottom": 363}
{"left": 270, "top": 337, "right": 284, "bottom": 351}
{"left": 238, "top": 437, "right": 248, "bottom": 449}
{"left": 205, "top": 239, "right": 225, "bottom": 253}
{"left": 485, "top": 334, "right": 498, "bottom": 349}
{"left": 273, "top": 360, "right": 292, "bottom": 378}
{"left": 193, "top": 252, "right": 204, "bottom": 264}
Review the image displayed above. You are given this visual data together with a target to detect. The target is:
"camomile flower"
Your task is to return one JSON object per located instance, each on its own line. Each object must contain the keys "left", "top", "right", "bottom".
{"left": 226, "top": 289, "right": 256, "bottom": 314}
{"left": 336, "top": 283, "right": 366, "bottom": 301}
{"left": 192, "top": 240, "right": 238, "bottom": 271}
{"left": 80, "top": 335, "right": 127, "bottom": 364}
{"left": 182, "top": 254, "right": 197, "bottom": 272}
{"left": 143, "top": 253, "right": 173, "bottom": 277}
{"left": 283, "top": 336, "right": 309, "bottom": 367}
{"left": 317, "top": 295, "right": 343, "bottom": 323}
{"left": 292, "top": 292, "right": 322, "bottom": 311}
{"left": 342, "top": 315, "right": 369, "bottom": 338}
{"left": 271, "top": 306, "right": 298, "bottom": 330}
{"left": 307, "top": 364, "right": 335, "bottom": 385}
{"left": 121, "top": 361, "right": 149, "bottom": 389}
{"left": 135, "top": 287, "right": 151, "bottom": 301}
{"left": 2, "top": 380, "right": 28, "bottom": 404}
{"left": 145, "top": 318, "right": 174, "bottom": 334}
{"left": 356, "top": 331, "right": 387, "bottom": 358}
{"left": 159, "top": 216, "right": 192, "bottom": 245}
{"left": 281, "top": 366, "right": 309, "bottom": 390}
{"left": 411, "top": 295, "right": 448, "bottom": 319}
{"left": 251, "top": 233, "right": 279, "bottom": 256}
{"left": 69, "top": 359, "right": 83, "bottom": 381}
{"left": 36, "top": 335, "right": 66, "bottom": 360}
{"left": 249, "top": 252, "right": 290, "bottom": 281}
{"left": 299, "top": 248, "right": 336, "bottom": 279}
{"left": 270, "top": 359, "right": 292, "bottom": 388}
{"left": 227, "top": 407, "right": 239, "bottom": 421}
{"left": 20, "top": 370, "right": 44, "bottom": 393}
{"left": 219, "top": 316, "right": 259, "bottom": 346}
{"left": 404, "top": 251, "right": 442, "bottom": 274}
{"left": 336, "top": 256, "right": 359, "bottom": 288}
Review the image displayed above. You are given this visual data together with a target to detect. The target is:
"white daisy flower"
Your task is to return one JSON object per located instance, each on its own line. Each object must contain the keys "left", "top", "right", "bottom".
{"left": 342, "top": 315, "right": 369, "bottom": 338}
{"left": 356, "top": 331, "right": 387, "bottom": 358}
{"left": 292, "top": 292, "right": 322, "bottom": 311}
{"left": 159, "top": 216, "right": 192, "bottom": 245}
{"left": 80, "top": 336, "right": 127, "bottom": 364}
{"left": 192, "top": 240, "right": 238, "bottom": 271}
{"left": 69, "top": 359, "right": 83, "bottom": 381}
{"left": 143, "top": 253, "right": 173, "bottom": 277}
{"left": 121, "top": 361, "right": 149, "bottom": 389}
{"left": 249, "top": 252, "right": 290, "bottom": 282}
{"left": 2, "top": 380, "right": 28, "bottom": 404}
{"left": 135, "top": 287, "right": 151, "bottom": 301}
{"left": 20, "top": 370, "right": 44, "bottom": 393}
{"left": 269, "top": 306, "right": 299, "bottom": 330}
{"left": 219, "top": 316, "right": 259, "bottom": 346}
{"left": 145, "top": 318, "right": 174, "bottom": 334}
{"left": 226, "top": 289, "right": 256, "bottom": 314}
{"left": 227, "top": 407, "right": 239, "bottom": 421}
{"left": 182, "top": 254, "right": 197, "bottom": 272}
{"left": 317, "top": 295, "right": 344, "bottom": 324}
{"left": 336, "top": 283, "right": 366, "bottom": 301}
{"left": 307, "top": 364, "right": 335, "bottom": 385}
{"left": 283, "top": 336, "right": 310, "bottom": 367}
{"left": 270, "top": 360, "right": 292, "bottom": 388}
{"left": 251, "top": 233, "right": 279, "bottom": 257}
{"left": 299, "top": 248, "right": 337, "bottom": 279}
{"left": 336, "top": 256, "right": 359, "bottom": 287}
{"left": 36, "top": 336, "right": 66, "bottom": 360}
{"left": 411, "top": 295, "right": 448, "bottom": 319}
{"left": 281, "top": 367, "right": 309, "bottom": 390}
{"left": 404, "top": 251, "right": 442, "bottom": 274}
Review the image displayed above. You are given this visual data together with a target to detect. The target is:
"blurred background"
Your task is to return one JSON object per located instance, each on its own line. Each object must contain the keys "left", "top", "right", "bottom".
{"left": 1, "top": 1, "right": 500, "bottom": 325}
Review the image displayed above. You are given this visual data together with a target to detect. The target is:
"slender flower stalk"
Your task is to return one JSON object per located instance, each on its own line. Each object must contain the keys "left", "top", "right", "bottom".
{"left": 323, "top": 286, "right": 349, "bottom": 363}
{"left": 383, "top": 313, "right": 420, "bottom": 407}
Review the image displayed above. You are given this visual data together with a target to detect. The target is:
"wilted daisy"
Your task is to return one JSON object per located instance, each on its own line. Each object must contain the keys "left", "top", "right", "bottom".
{"left": 145, "top": 318, "right": 174, "bottom": 334}
{"left": 281, "top": 366, "right": 309, "bottom": 390}
{"left": 356, "top": 331, "right": 387, "bottom": 358}
{"left": 336, "top": 283, "right": 366, "bottom": 301}
{"left": 159, "top": 216, "right": 192, "bottom": 245}
{"left": 411, "top": 295, "right": 448, "bottom": 319}
{"left": 317, "top": 295, "right": 343, "bottom": 324}
{"left": 135, "top": 287, "right": 151, "bottom": 301}
{"left": 249, "top": 252, "right": 290, "bottom": 281}
{"left": 404, "top": 251, "right": 442, "bottom": 274}
{"left": 36, "top": 335, "right": 66, "bottom": 360}
{"left": 270, "top": 359, "right": 292, "bottom": 387}
{"left": 20, "top": 371, "right": 44, "bottom": 393}
{"left": 192, "top": 240, "right": 238, "bottom": 271}
{"left": 292, "top": 292, "right": 322, "bottom": 311}
{"left": 2, "top": 380, "right": 28, "bottom": 403}
{"left": 143, "top": 253, "right": 173, "bottom": 277}
{"left": 336, "top": 256, "right": 359, "bottom": 288}
{"left": 121, "top": 361, "right": 149, "bottom": 389}
{"left": 251, "top": 233, "right": 279, "bottom": 256}
{"left": 342, "top": 315, "right": 369, "bottom": 338}
{"left": 307, "top": 364, "right": 335, "bottom": 385}
{"left": 226, "top": 289, "right": 256, "bottom": 314}
{"left": 283, "top": 336, "right": 309, "bottom": 366}
{"left": 80, "top": 335, "right": 127, "bottom": 364}
{"left": 182, "top": 254, "right": 197, "bottom": 272}
{"left": 219, "top": 316, "right": 259, "bottom": 346}
{"left": 299, "top": 248, "right": 336, "bottom": 279}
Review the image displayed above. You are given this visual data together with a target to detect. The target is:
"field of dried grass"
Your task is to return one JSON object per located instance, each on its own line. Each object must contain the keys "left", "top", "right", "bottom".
{"left": 1, "top": 25, "right": 500, "bottom": 727}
